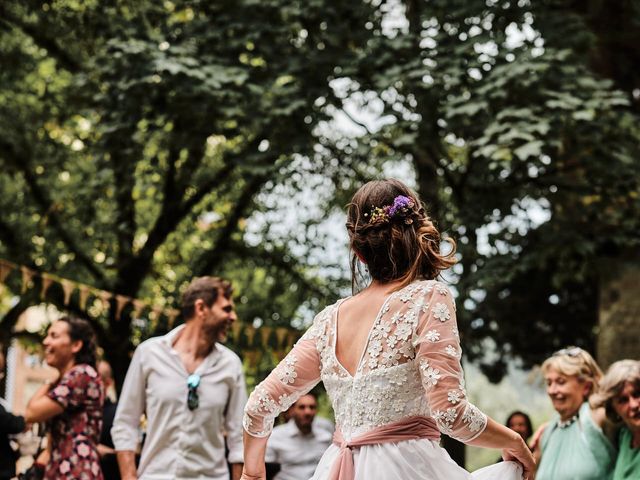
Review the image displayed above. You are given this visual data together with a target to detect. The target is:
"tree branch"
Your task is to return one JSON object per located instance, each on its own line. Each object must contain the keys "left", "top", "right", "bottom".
{"left": 0, "top": 5, "right": 82, "bottom": 73}
{"left": 194, "top": 172, "right": 271, "bottom": 275}
{"left": 1, "top": 141, "right": 106, "bottom": 283}
{"left": 227, "top": 241, "right": 336, "bottom": 300}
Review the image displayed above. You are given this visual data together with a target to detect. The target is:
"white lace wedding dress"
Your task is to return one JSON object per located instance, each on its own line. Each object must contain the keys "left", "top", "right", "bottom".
{"left": 244, "top": 280, "right": 522, "bottom": 479}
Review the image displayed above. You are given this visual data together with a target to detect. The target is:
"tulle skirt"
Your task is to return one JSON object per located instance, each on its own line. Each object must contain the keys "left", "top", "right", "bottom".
{"left": 310, "top": 439, "right": 522, "bottom": 480}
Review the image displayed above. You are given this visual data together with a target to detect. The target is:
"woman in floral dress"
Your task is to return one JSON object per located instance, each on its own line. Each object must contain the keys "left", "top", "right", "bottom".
{"left": 25, "top": 315, "right": 104, "bottom": 480}
{"left": 241, "top": 179, "right": 535, "bottom": 480}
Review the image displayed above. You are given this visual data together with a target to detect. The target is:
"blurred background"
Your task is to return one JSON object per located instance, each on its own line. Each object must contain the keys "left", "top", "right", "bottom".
{"left": 1, "top": 0, "right": 638, "bottom": 469}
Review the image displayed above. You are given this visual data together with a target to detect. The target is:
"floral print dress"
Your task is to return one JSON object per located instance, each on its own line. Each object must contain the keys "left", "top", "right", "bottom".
{"left": 46, "top": 363, "right": 104, "bottom": 480}
{"left": 244, "top": 280, "right": 522, "bottom": 479}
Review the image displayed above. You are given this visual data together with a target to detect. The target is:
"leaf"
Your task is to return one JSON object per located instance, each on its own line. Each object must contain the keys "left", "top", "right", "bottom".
{"left": 513, "top": 141, "right": 544, "bottom": 160}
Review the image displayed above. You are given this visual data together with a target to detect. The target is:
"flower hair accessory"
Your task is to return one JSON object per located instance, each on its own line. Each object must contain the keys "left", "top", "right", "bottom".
{"left": 366, "top": 195, "right": 416, "bottom": 225}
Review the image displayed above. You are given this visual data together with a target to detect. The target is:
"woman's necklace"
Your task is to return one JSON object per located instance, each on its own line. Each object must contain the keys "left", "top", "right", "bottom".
{"left": 557, "top": 413, "right": 579, "bottom": 429}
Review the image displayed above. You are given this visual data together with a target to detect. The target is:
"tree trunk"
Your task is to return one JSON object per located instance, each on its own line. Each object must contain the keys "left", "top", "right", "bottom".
{"left": 597, "top": 252, "right": 640, "bottom": 369}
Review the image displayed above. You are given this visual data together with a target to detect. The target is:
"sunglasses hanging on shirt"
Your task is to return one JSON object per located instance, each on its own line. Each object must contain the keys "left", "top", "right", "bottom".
{"left": 187, "top": 373, "right": 200, "bottom": 411}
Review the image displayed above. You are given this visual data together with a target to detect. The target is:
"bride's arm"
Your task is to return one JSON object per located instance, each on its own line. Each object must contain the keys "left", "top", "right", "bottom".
{"left": 466, "top": 418, "right": 534, "bottom": 478}
{"left": 241, "top": 430, "right": 268, "bottom": 479}
{"left": 414, "top": 282, "right": 534, "bottom": 478}
{"left": 242, "top": 307, "right": 330, "bottom": 479}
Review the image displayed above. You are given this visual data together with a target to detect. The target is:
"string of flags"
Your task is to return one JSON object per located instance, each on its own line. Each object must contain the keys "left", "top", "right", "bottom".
{"left": 0, "top": 258, "right": 302, "bottom": 361}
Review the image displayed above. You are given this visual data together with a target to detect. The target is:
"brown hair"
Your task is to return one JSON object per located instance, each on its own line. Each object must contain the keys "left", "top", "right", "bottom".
{"left": 346, "top": 179, "right": 456, "bottom": 292}
{"left": 57, "top": 315, "right": 98, "bottom": 368}
{"left": 181, "top": 276, "right": 233, "bottom": 319}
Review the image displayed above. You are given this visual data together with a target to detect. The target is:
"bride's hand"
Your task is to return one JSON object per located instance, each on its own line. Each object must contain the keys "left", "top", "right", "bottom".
{"left": 502, "top": 437, "right": 535, "bottom": 480}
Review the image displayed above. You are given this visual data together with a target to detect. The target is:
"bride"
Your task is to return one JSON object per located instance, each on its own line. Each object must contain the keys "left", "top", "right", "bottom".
{"left": 241, "top": 179, "right": 534, "bottom": 480}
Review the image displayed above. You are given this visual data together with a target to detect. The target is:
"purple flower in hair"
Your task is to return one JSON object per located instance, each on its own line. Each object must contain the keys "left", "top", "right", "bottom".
{"left": 386, "top": 195, "right": 414, "bottom": 217}
{"left": 366, "top": 195, "right": 416, "bottom": 225}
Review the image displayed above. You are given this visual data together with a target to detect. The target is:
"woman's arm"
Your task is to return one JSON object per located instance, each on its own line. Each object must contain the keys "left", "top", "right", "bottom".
{"left": 241, "top": 306, "right": 330, "bottom": 479}
{"left": 24, "top": 382, "right": 63, "bottom": 423}
{"left": 467, "top": 417, "right": 535, "bottom": 479}
{"left": 414, "top": 284, "right": 534, "bottom": 478}
{"left": 241, "top": 430, "right": 269, "bottom": 480}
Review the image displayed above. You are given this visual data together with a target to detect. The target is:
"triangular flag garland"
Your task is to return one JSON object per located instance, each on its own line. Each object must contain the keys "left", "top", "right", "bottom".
{"left": 0, "top": 258, "right": 303, "bottom": 356}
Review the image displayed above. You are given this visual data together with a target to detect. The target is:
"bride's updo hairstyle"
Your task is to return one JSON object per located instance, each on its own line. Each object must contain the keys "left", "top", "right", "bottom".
{"left": 346, "top": 178, "right": 456, "bottom": 291}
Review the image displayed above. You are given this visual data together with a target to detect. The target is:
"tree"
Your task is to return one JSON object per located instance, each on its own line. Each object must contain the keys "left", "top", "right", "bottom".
{"left": 0, "top": 0, "right": 376, "bottom": 387}
{"left": 328, "top": 0, "right": 640, "bottom": 378}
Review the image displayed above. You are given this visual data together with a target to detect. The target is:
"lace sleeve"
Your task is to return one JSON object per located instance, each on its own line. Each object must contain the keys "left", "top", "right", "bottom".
{"left": 243, "top": 307, "right": 329, "bottom": 438}
{"left": 413, "top": 282, "right": 487, "bottom": 442}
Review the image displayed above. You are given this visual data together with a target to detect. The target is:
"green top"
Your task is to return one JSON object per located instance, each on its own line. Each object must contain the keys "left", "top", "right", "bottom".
{"left": 613, "top": 427, "right": 640, "bottom": 480}
{"left": 537, "top": 402, "right": 617, "bottom": 480}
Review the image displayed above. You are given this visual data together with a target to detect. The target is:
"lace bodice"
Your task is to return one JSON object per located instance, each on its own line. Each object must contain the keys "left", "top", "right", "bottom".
{"left": 243, "top": 280, "right": 487, "bottom": 442}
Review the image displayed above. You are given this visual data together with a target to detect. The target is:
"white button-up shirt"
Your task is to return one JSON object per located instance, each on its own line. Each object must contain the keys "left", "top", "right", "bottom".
{"left": 112, "top": 325, "right": 247, "bottom": 479}
{"left": 265, "top": 418, "right": 334, "bottom": 480}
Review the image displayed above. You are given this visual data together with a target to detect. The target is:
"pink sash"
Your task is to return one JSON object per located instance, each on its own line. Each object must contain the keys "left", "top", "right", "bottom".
{"left": 329, "top": 416, "right": 441, "bottom": 480}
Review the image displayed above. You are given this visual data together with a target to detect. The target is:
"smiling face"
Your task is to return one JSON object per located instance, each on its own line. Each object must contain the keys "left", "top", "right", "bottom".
{"left": 545, "top": 369, "right": 590, "bottom": 421}
{"left": 612, "top": 381, "right": 640, "bottom": 432}
{"left": 197, "top": 291, "right": 235, "bottom": 343}
{"left": 43, "top": 321, "right": 82, "bottom": 372}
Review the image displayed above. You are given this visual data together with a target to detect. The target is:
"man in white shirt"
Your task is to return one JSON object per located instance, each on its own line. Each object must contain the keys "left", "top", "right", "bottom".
{"left": 112, "top": 276, "right": 247, "bottom": 480}
{"left": 265, "top": 394, "right": 333, "bottom": 480}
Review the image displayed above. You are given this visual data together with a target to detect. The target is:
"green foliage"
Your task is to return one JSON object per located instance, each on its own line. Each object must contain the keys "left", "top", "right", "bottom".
{"left": 1, "top": 0, "right": 638, "bottom": 386}
{"left": 337, "top": 0, "right": 640, "bottom": 377}
{"left": 0, "top": 0, "right": 373, "bottom": 385}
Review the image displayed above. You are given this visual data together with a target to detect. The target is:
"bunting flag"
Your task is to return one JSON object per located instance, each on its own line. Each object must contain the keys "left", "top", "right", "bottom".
{"left": 132, "top": 299, "right": 146, "bottom": 319}
{"left": 40, "top": 274, "right": 55, "bottom": 300}
{"left": 0, "top": 257, "right": 302, "bottom": 353}
{"left": 78, "top": 285, "right": 91, "bottom": 310}
{"left": 115, "top": 295, "right": 130, "bottom": 321}
{"left": 98, "top": 291, "right": 112, "bottom": 311}
{"left": 260, "top": 326, "right": 272, "bottom": 347}
{"left": 0, "top": 261, "right": 13, "bottom": 283}
{"left": 166, "top": 309, "right": 180, "bottom": 329}
{"left": 21, "top": 266, "right": 35, "bottom": 293}
{"left": 230, "top": 320, "right": 243, "bottom": 340}
{"left": 244, "top": 325, "right": 256, "bottom": 346}
{"left": 61, "top": 279, "right": 75, "bottom": 305}
{"left": 276, "top": 327, "right": 289, "bottom": 348}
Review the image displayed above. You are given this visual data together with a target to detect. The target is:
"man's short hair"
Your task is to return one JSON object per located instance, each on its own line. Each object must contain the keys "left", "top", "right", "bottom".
{"left": 181, "top": 276, "right": 233, "bottom": 320}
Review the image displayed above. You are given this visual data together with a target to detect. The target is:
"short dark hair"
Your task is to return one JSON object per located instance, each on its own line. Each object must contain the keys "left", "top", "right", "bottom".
{"left": 58, "top": 316, "right": 98, "bottom": 368}
{"left": 181, "top": 276, "right": 233, "bottom": 319}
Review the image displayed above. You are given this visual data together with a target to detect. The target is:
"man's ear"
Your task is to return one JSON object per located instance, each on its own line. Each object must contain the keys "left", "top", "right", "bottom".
{"left": 193, "top": 298, "right": 206, "bottom": 316}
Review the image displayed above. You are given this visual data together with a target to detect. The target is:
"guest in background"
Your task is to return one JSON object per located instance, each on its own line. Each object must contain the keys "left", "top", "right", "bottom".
{"left": 592, "top": 359, "right": 640, "bottom": 480}
{"left": 534, "top": 346, "right": 616, "bottom": 480}
{"left": 505, "top": 411, "right": 533, "bottom": 444}
{"left": 113, "top": 276, "right": 246, "bottom": 480}
{"left": 24, "top": 316, "right": 104, "bottom": 480}
{"left": 265, "top": 393, "right": 333, "bottom": 480}
{"left": 0, "top": 349, "right": 26, "bottom": 480}
{"left": 98, "top": 360, "right": 120, "bottom": 479}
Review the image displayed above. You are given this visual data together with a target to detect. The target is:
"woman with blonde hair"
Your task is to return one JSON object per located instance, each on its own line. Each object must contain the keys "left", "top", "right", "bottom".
{"left": 534, "top": 346, "right": 616, "bottom": 480}
{"left": 241, "top": 179, "right": 534, "bottom": 480}
{"left": 591, "top": 360, "right": 640, "bottom": 480}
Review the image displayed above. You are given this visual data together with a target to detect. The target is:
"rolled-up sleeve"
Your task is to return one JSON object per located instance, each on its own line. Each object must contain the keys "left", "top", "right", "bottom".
{"left": 225, "top": 361, "right": 248, "bottom": 464}
{"left": 112, "top": 346, "right": 146, "bottom": 451}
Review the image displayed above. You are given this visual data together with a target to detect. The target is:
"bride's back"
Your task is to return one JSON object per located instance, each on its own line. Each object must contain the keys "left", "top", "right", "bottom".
{"left": 335, "top": 285, "right": 400, "bottom": 377}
